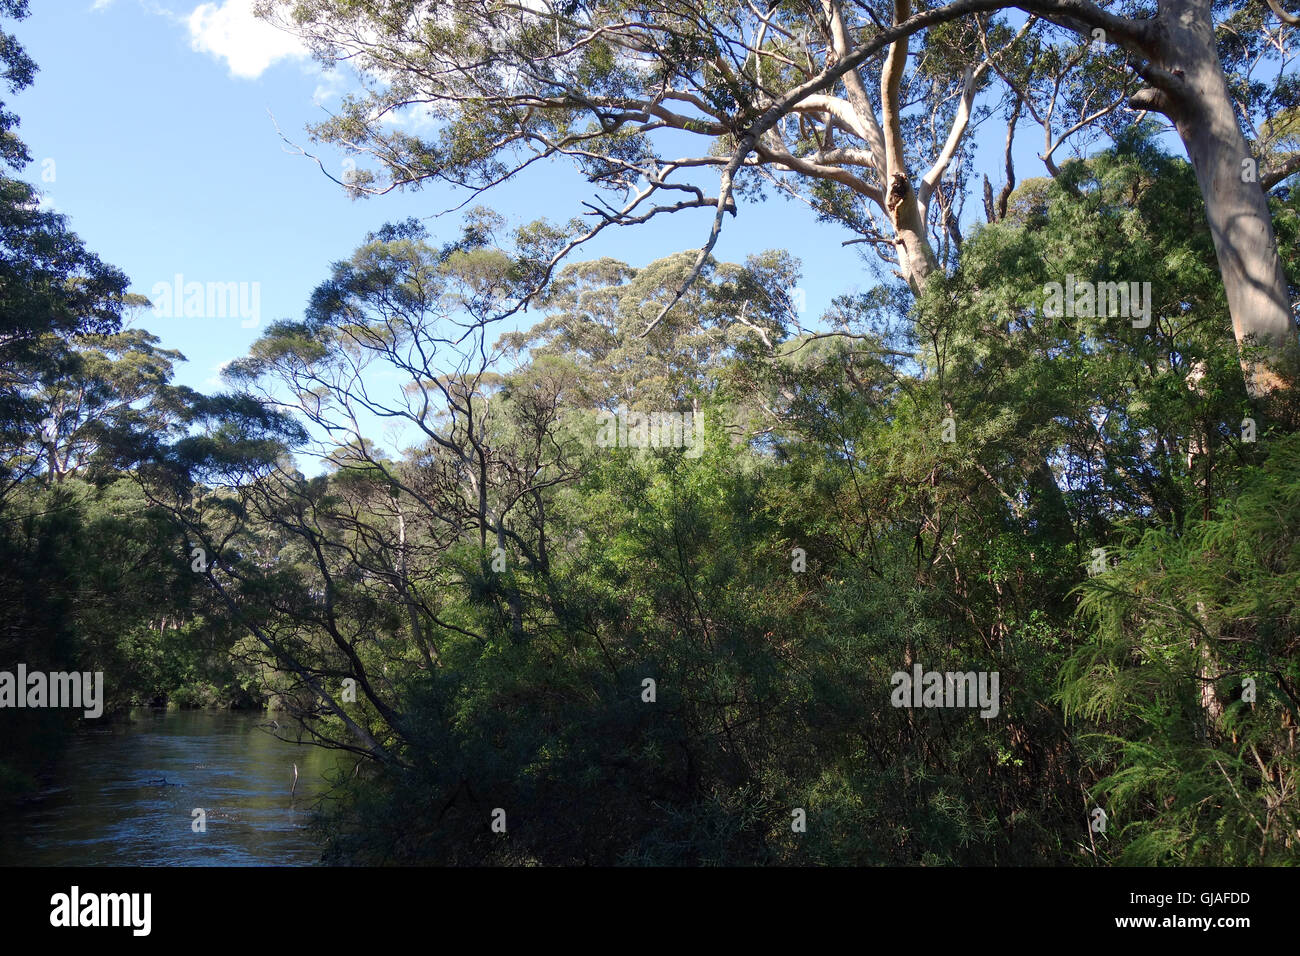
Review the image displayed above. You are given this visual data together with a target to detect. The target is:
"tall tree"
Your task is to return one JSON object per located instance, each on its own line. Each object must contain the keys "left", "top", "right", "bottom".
{"left": 0, "top": 0, "right": 133, "bottom": 501}
{"left": 260, "top": 0, "right": 1299, "bottom": 396}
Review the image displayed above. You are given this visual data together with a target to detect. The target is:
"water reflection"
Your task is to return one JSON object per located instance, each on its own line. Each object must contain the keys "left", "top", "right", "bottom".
{"left": 0, "top": 709, "right": 345, "bottom": 866}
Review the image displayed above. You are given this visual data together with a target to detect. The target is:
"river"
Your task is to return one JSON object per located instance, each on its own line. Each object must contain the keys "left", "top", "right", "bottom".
{"left": 0, "top": 708, "right": 345, "bottom": 866}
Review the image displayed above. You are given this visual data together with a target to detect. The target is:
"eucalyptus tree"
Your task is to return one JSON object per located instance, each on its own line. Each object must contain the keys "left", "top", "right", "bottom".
{"left": 0, "top": 0, "right": 133, "bottom": 501}
{"left": 154, "top": 216, "right": 594, "bottom": 761}
{"left": 261, "top": 0, "right": 1029, "bottom": 299}
{"left": 260, "top": 0, "right": 1300, "bottom": 397}
{"left": 225, "top": 216, "right": 569, "bottom": 566}
{"left": 32, "top": 329, "right": 185, "bottom": 485}
{"left": 498, "top": 249, "right": 799, "bottom": 418}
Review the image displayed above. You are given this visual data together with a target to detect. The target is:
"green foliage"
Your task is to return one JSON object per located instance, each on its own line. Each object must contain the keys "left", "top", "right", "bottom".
{"left": 1062, "top": 431, "right": 1300, "bottom": 864}
{"left": 3, "top": 41, "right": 1297, "bottom": 867}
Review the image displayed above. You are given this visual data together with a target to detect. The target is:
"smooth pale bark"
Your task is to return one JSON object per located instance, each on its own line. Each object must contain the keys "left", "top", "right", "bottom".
{"left": 1043, "top": 0, "right": 1298, "bottom": 398}
{"left": 882, "top": 0, "right": 941, "bottom": 294}
{"left": 396, "top": 500, "right": 438, "bottom": 669}
{"left": 1194, "top": 609, "right": 1225, "bottom": 736}
{"left": 877, "top": 0, "right": 1297, "bottom": 391}
{"left": 1162, "top": 2, "right": 1297, "bottom": 398}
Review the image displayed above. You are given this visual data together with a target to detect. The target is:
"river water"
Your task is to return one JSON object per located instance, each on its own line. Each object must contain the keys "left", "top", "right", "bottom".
{"left": 0, "top": 709, "right": 346, "bottom": 866}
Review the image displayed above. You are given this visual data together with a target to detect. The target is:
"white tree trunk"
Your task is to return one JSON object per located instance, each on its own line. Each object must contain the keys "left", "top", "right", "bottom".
{"left": 1156, "top": 0, "right": 1298, "bottom": 397}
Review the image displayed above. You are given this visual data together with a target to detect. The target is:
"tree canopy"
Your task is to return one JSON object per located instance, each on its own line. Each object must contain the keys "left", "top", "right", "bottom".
{"left": 2, "top": 0, "right": 1298, "bottom": 868}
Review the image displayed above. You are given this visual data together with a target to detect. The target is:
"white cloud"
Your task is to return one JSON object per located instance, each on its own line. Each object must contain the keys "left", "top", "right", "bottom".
{"left": 206, "top": 358, "right": 236, "bottom": 388}
{"left": 187, "top": 0, "right": 308, "bottom": 79}
{"left": 180, "top": 1, "right": 443, "bottom": 135}
{"left": 20, "top": 191, "right": 59, "bottom": 214}
{"left": 311, "top": 68, "right": 350, "bottom": 107}
{"left": 377, "top": 103, "right": 438, "bottom": 133}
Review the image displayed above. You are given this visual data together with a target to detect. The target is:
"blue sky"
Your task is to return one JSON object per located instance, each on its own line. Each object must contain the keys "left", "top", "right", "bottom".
{"left": 15, "top": 0, "right": 883, "bottom": 397}
{"left": 15, "top": 0, "right": 1145, "bottom": 457}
